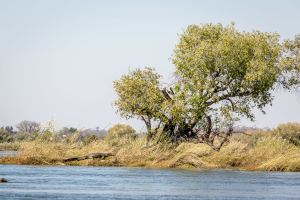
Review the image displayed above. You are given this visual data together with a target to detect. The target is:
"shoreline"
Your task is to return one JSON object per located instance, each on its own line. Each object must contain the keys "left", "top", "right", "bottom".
{"left": 0, "top": 162, "right": 249, "bottom": 172}
{"left": 0, "top": 161, "right": 296, "bottom": 172}
{"left": 0, "top": 150, "right": 299, "bottom": 172}
{"left": 1, "top": 131, "right": 300, "bottom": 172}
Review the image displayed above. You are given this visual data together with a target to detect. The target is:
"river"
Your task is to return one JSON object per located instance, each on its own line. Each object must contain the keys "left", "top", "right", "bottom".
{"left": 0, "top": 151, "right": 19, "bottom": 157}
{"left": 1, "top": 163, "right": 300, "bottom": 199}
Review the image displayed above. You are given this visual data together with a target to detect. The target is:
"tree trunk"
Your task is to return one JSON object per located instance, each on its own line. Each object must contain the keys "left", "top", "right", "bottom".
{"left": 162, "top": 119, "right": 176, "bottom": 138}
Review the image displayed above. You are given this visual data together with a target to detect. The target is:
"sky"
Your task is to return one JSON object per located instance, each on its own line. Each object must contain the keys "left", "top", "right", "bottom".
{"left": 1, "top": 0, "right": 300, "bottom": 132}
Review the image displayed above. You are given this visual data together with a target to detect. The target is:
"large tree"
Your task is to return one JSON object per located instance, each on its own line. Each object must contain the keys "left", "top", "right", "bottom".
{"left": 113, "top": 23, "right": 300, "bottom": 151}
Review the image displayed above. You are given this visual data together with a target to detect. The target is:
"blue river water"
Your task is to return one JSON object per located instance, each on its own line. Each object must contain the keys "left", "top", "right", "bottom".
{"left": 0, "top": 151, "right": 19, "bottom": 157}
{"left": 1, "top": 155, "right": 300, "bottom": 199}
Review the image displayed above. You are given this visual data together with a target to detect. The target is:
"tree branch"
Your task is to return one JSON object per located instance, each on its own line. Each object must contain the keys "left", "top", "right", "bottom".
{"left": 168, "top": 87, "right": 175, "bottom": 95}
{"left": 205, "top": 90, "right": 251, "bottom": 106}
{"left": 161, "top": 88, "right": 172, "bottom": 100}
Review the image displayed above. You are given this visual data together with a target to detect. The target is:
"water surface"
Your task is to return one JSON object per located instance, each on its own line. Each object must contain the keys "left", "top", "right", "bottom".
{"left": 0, "top": 151, "right": 18, "bottom": 157}
{"left": 1, "top": 165, "right": 300, "bottom": 199}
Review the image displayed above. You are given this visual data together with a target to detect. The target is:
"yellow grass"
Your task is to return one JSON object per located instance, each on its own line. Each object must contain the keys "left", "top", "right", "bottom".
{"left": 1, "top": 134, "right": 300, "bottom": 172}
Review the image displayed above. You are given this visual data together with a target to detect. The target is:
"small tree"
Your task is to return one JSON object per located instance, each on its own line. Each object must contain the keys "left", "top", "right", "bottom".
{"left": 113, "top": 22, "right": 300, "bottom": 151}
{"left": 113, "top": 67, "right": 165, "bottom": 134}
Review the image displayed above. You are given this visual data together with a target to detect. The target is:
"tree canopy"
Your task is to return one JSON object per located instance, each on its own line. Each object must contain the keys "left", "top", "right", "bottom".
{"left": 113, "top": 22, "right": 300, "bottom": 151}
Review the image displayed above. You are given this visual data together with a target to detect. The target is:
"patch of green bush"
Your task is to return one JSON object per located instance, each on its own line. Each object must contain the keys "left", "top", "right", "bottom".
{"left": 270, "top": 122, "right": 300, "bottom": 140}
{"left": 105, "top": 124, "right": 137, "bottom": 147}
{"left": 0, "top": 129, "right": 13, "bottom": 143}
{"left": 13, "top": 132, "right": 33, "bottom": 142}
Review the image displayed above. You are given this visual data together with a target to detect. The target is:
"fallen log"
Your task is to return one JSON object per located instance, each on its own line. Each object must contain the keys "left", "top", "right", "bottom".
{"left": 63, "top": 152, "right": 117, "bottom": 163}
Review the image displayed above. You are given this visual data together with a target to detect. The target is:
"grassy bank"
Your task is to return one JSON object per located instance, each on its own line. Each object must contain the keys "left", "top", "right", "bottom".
{"left": 1, "top": 131, "right": 300, "bottom": 172}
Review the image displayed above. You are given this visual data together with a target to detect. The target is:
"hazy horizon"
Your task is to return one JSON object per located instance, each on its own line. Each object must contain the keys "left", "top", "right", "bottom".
{"left": 1, "top": 0, "right": 300, "bottom": 132}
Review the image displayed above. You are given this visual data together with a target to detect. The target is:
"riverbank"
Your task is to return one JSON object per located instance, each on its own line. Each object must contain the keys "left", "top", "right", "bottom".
{"left": 1, "top": 131, "right": 300, "bottom": 172}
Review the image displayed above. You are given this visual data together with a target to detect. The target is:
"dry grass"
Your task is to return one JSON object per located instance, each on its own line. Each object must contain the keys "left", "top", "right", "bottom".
{"left": 1, "top": 133, "right": 300, "bottom": 172}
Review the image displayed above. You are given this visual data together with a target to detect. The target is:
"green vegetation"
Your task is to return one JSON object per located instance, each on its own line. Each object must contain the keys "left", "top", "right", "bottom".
{"left": 1, "top": 22, "right": 300, "bottom": 172}
{"left": 105, "top": 123, "right": 137, "bottom": 147}
{"left": 0, "top": 129, "right": 13, "bottom": 143}
{"left": 113, "top": 22, "right": 300, "bottom": 151}
{"left": 0, "top": 143, "right": 20, "bottom": 151}
{"left": 1, "top": 122, "right": 300, "bottom": 172}
{"left": 271, "top": 122, "right": 300, "bottom": 142}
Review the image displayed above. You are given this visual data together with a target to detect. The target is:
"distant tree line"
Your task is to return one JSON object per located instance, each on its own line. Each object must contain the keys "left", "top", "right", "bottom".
{"left": 2, "top": 119, "right": 286, "bottom": 146}
{"left": 0, "top": 126, "right": 17, "bottom": 135}
{"left": 0, "top": 120, "right": 110, "bottom": 143}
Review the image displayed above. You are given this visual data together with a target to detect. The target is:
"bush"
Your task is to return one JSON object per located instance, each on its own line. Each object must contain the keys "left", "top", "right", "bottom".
{"left": 0, "top": 129, "right": 13, "bottom": 143}
{"left": 105, "top": 124, "right": 137, "bottom": 147}
{"left": 13, "top": 132, "right": 31, "bottom": 142}
{"left": 270, "top": 122, "right": 300, "bottom": 140}
{"left": 52, "top": 127, "right": 84, "bottom": 144}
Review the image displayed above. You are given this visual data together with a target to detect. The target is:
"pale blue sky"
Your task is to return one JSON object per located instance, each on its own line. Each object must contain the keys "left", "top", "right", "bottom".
{"left": 1, "top": 0, "right": 300, "bottom": 131}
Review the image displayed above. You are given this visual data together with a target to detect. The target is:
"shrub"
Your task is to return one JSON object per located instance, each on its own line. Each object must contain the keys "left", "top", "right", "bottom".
{"left": 270, "top": 122, "right": 300, "bottom": 140}
{"left": 0, "top": 129, "right": 13, "bottom": 143}
{"left": 105, "top": 124, "right": 137, "bottom": 147}
{"left": 13, "top": 131, "right": 32, "bottom": 142}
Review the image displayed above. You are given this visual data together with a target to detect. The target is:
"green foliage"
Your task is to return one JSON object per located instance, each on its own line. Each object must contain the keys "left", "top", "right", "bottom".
{"left": 54, "top": 127, "right": 84, "bottom": 144}
{"left": 113, "top": 67, "right": 166, "bottom": 132}
{"left": 68, "top": 127, "right": 77, "bottom": 133}
{"left": 113, "top": 22, "right": 300, "bottom": 142}
{"left": 82, "top": 134, "right": 99, "bottom": 146}
{"left": 270, "top": 122, "right": 300, "bottom": 141}
{"left": 105, "top": 124, "right": 137, "bottom": 147}
{"left": 171, "top": 22, "right": 284, "bottom": 121}
{"left": 0, "top": 143, "right": 19, "bottom": 151}
{"left": 13, "top": 132, "right": 32, "bottom": 142}
{"left": 0, "top": 129, "right": 13, "bottom": 143}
